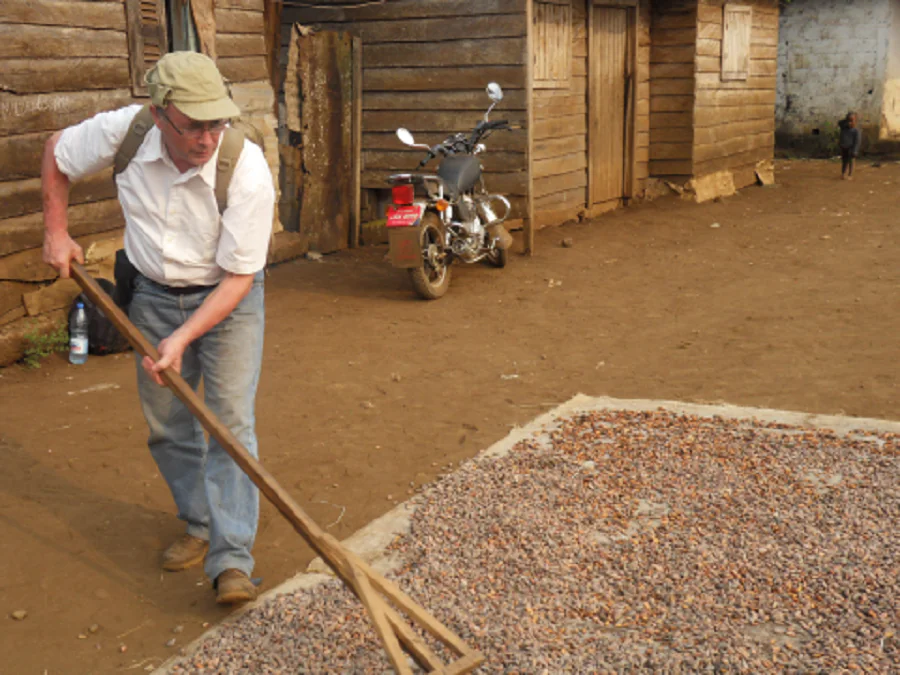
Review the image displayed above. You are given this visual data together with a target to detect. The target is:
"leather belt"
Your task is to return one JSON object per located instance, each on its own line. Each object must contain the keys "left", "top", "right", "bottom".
{"left": 161, "top": 283, "right": 217, "bottom": 295}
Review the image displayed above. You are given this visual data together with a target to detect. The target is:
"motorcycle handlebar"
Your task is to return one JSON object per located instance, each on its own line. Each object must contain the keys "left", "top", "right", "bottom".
{"left": 416, "top": 120, "right": 511, "bottom": 165}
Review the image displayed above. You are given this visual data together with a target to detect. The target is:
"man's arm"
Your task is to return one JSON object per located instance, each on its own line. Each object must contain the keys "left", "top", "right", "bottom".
{"left": 41, "top": 131, "right": 83, "bottom": 278}
{"left": 142, "top": 272, "right": 255, "bottom": 385}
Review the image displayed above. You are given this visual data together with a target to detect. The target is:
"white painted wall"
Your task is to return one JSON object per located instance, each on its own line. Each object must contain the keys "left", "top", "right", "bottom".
{"left": 881, "top": 0, "right": 900, "bottom": 137}
{"left": 776, "top": 0, "right": 893, "bottom": 142}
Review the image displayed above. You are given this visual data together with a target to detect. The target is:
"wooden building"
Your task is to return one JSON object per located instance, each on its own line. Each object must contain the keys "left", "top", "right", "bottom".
{"left": 279, "top": 0, "right": 779, "bottom": 247}
{"left": 0, "top": 0, "right": 282, "bottom": 366}
{"left": 0, "top": 0, "right": 779, "bottom": 365}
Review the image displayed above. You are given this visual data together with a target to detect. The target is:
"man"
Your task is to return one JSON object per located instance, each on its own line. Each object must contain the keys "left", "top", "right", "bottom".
{"left": 41, "top": 51, "right": 275, "bottom": 604}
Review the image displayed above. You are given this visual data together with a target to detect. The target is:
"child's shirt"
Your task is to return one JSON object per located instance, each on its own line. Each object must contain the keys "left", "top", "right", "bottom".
{"left": 838, "top": 119, "right": 862, "bottom": 154}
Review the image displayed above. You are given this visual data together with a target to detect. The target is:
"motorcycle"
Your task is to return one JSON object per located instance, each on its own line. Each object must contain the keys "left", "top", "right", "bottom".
{"left": 385, "top": 82, "right": 514, "bottom": 300}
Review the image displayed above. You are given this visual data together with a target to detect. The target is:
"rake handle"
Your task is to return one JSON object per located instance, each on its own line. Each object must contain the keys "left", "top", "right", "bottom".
{"left": 68, "top": 262, "right": 482, "bottom": 674}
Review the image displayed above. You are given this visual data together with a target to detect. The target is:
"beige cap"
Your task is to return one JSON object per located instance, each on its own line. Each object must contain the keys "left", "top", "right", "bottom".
{"left": 145, "top": 51, "right": 241, "bottom": 121}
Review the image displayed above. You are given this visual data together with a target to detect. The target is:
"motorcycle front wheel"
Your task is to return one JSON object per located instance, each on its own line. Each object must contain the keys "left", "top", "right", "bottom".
{"left": 486, "top": 247, "right": 508, "bottom": 268}
{"left": 409, "top": 212, "right": 451, "bottom": 300}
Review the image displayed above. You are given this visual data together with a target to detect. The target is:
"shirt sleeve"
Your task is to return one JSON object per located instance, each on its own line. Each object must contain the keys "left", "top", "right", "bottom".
{"left": 54, "top": 105, "right": 144, "bottom": 181}
{"left": 215, "top": 140, "right": 276, "bottom": 276}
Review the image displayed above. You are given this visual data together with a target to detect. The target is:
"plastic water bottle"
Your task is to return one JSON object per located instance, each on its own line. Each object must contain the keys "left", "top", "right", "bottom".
{"left": 69, "top": 301, "right": 88, "bottom": 365}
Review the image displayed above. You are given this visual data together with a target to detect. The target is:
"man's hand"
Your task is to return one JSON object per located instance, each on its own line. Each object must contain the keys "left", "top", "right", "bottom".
{"left": 42, "top": 231, "right": 84, "bottom": 279}
{"left": 140, "top": 274, "right": 254, "bottom": 386}
{"left": 142, "top": 332, "right": 190, "bottom": 386}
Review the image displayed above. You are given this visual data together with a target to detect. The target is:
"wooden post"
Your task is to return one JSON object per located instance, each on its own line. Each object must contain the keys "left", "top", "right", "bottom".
{"left": 525, "top": 0, "right": 536, "bottom": 255}
{"left": 350, "top": 36, "right": 363, "bottom": 248}
{"left": 68, "top": 263, "right": 484, "bottom": 675}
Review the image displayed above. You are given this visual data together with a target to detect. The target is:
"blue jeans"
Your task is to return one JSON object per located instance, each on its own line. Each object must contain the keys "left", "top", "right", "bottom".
{"left": 130, "top": 272, "right": 265, "bottom": 581}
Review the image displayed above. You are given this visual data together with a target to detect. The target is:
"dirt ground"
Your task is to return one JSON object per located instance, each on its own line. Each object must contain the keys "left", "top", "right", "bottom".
{"left": 1, "top": 159, "right": 897, "bottom": 675}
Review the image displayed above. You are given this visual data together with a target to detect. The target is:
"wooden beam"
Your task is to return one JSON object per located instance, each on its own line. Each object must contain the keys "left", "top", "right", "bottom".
{"left": 364, "top": 66, "right": 526, "bottom": 91}
{"left": 0, "top": 24, "right": 126, "bottom": 59}
{"left": 362, "top": 110, "right": 527, "bottom": 132}
{"left": 362, "top": 131, "right": 527, "bottom": 152}
{"left": 532, "top": 168, "right": 587, "bottom": 199}
{"left": 0, "top": 0, "right": 126, "bottom": 30}
{"left": 363, "top": 151, "right": 525, "bottom": 173}
{"left": 216, "top": 8, "right": 266, "bottom": 34}
{"left": 217, "top": 33, "right": 267, "bottom": 58}
{"left": 0, "top": 90, "right": 134, "bottom": 138}
{"left": 364, "top": 90, "right": 527, "bottom": 112}
{"left": 295, "top": 14, "right": 526, "bottom": 44}
{"left": 0, "top": 199, "right": 124, "bottom": 257}
{"left": 0, "top": 58, "right": 130, "bottom": 95}
{"left": 0, "top": 171, "right": 117, "bottom": 221}
{"left": 283, "top": 0, "right": 526, "bottom": 23}
{"left": 218, "top": 56, "right": 269, "bottom": 82}
{"left": 363, "top": 37, "right": 526, "bottom": 68}
{"left": 0, "top": 132, "right": 51, "bottom": 182}
{"left": 217, "top": 0, "right": 264, "bottom": 10}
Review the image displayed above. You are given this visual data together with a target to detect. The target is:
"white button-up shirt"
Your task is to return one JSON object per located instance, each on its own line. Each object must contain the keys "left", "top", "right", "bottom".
{"left": 55, "top": 104, "right": 275, "bottom": 287}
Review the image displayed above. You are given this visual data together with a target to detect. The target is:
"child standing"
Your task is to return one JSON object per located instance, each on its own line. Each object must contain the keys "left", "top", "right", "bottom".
{"left": 838, "top": 112, "right": 861, "bottom": 179}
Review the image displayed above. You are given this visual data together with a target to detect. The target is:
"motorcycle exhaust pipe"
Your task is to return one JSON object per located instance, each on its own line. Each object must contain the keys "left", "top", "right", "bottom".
{"left": 477, "top": 194, "right": 511, "bottom": 228}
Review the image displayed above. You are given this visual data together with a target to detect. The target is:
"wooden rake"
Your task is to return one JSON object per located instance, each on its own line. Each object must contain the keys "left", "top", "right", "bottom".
{"left": 70, "top": 263, "right": 484, "bottom": 675}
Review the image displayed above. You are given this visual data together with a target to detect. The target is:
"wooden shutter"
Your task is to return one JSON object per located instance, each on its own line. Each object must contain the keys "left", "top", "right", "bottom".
{"left": 125, "top": 0, "right": 169, "bottom": 97}
{"left": 533, "top": 0, "right": 572, "bottom": 89}
{"left": 721, "top": 4, "right": 751, "bottom": 81}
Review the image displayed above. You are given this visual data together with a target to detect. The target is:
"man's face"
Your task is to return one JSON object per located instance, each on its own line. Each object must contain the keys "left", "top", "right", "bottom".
{"left": 152, "top": 104, "right": 226, "bottom": 169}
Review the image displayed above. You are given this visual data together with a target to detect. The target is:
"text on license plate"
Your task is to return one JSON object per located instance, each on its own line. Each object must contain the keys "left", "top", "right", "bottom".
{"left": 386, "top": 205, "right": 422, "bottom": 227}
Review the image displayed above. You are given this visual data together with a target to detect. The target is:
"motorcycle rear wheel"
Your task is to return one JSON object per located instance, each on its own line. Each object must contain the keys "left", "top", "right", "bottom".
{"left": 408, "top": 212, "right": 452, "bottom": 300}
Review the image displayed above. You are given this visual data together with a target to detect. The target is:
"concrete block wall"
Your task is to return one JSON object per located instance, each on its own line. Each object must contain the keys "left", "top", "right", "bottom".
{"left": 775, "top": 0, "right": 893, "bottom": 149}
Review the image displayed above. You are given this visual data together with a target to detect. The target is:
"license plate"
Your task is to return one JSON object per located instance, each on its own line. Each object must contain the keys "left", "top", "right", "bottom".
{"left": 386, "top": 204, "right": 423, "bottom": 228}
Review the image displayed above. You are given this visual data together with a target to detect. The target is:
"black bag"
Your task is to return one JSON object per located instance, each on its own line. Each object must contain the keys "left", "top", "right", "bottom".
{"left": 114, "top": 248, "right": 139, "bottom": 309}
{"left": 68, "top": 278, "right": 131, "bottom": 356}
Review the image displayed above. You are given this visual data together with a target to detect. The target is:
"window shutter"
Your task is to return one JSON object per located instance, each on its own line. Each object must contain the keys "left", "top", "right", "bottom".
{"left": 125, "top": 0, "right": 169, "bottom": 97}
{"left": 721, "top": 4, "right": 751, "bottom": 81}
{"left": 533, "top": 0, "right": 572, "bottom": 90}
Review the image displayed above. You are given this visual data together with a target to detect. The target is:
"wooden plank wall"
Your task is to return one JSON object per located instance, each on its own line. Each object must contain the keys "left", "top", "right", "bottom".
{"left": 649, "top": 0, "right": 698, "bottom": 178}
{"left": 692, "top": 0, "right": 778, "bottom": 187}
{"left": 0, "top": 0, "right": 272, "bottom": 365}
{"left": 531, "top": 1, "right": 650, "bottom": 228}
{"left": 215, "top": 0, "right": 281, "bottom": 232}
{"left": 635, "top": 2, "right": 652, "bottom": 194}
{"left": 281, "top": 0, "right": 530, "bottom": 220}
{"left": 531, "top": 1, "right": 588, "bottom": 227}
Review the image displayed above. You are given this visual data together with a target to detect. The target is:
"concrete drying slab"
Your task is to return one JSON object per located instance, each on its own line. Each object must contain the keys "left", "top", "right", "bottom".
{"left": 155, "top": 394, "right": 900, "bottom": 673}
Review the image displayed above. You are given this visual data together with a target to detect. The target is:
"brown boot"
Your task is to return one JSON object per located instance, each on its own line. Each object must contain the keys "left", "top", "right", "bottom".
{"left": 215, "top": 569, "right": 257, "bottom": 605}
{"left": 161, "top": 534, "right": 209, "bottom": 572}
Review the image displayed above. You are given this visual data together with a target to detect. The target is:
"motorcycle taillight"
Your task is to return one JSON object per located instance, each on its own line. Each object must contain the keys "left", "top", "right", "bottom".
{"left": 392, "top": 184, "right": 414, "bottom": 205}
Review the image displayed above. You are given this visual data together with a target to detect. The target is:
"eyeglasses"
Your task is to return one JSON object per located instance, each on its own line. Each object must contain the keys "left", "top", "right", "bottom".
{"left": 159, "top": 109, "right": 228, "bottom": 138}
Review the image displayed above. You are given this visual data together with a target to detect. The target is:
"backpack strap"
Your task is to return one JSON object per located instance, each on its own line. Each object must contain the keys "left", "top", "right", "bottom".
{"left": 215, "top": 127, "right": 245, "bottom": 215}
{"left": 113, "top": 104, "right": 154, "bottom": 176}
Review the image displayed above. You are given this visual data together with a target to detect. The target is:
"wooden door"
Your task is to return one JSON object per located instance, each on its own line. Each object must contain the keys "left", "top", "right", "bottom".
{"left": 589, "top": 5, "right": 630, "bottom": 205}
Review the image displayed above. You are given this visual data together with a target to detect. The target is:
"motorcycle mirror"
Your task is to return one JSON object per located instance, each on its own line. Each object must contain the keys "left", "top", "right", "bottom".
{"left": 486, "top": 82, "right": 504, "bottom": 102}
{"left": 396, "top": 128, "right": 416, "bottom": 146}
